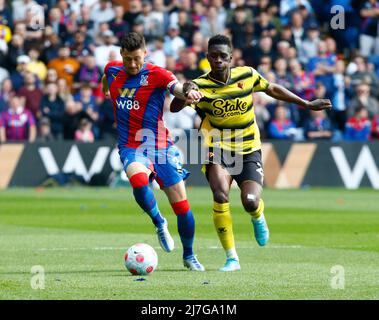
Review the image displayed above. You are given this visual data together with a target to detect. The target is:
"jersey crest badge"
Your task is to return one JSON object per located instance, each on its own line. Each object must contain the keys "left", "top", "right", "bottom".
{"left": 140, "top": 75, "right": 149, "bottom": 86}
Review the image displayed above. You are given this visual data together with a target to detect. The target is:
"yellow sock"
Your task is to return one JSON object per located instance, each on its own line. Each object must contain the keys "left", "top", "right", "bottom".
{"left": 213, "top": 202, "right": 237, "bottom": 258}
{"left": 249, "top": 199, "right": 264, "bottom": 220}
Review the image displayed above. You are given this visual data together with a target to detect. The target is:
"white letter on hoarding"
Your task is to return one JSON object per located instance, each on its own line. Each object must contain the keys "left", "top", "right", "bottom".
{"left": 330, "top": 145, "right": 379, "bottom": 189}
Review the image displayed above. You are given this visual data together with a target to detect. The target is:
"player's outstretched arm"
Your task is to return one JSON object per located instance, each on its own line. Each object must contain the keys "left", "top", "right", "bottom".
{"left": 264, "top": 83, "right": 332, "bottom": 111}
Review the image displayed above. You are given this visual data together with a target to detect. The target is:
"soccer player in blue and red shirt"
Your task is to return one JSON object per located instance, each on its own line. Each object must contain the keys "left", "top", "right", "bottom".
{"left": 101, "top": 32, "right": 205, "bottom": 271}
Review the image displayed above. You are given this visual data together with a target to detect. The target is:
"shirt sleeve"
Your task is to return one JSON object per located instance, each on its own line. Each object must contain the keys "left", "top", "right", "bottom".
{"left": 251, "top": 68, "right": 269, "bottom": 92}
{"left": 156, "top": 67, "right": 178, "bottom": 93}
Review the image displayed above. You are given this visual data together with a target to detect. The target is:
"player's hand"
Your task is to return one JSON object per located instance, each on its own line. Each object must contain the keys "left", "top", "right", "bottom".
{"left": 307, "top": 99, "right": 332, "bottom": 111}
{"left": 186, "top": 89, "right": 203, "bottom": 104}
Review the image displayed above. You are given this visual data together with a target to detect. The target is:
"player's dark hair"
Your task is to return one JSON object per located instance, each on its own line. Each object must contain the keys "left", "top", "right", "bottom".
{"left": 208, "top": 34, "right": 232, "bottom": 50}
{"left": 121, "top": 32, "right": 146, "bottom": 51}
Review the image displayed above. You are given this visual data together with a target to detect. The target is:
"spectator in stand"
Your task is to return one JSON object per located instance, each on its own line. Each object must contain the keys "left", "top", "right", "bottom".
{"left": 164, "top": 94, "right": 199, "bottom": 132}
{"left": 17, "top": 71, "right": 43, "bottom": 120}
{"left": 243, "top": 35, "right": 276, "bottom": 69}
{"left": 147, "top": 37, "right": 166, "bottom": 68}
{"left": 12, "top": 0, "right": 38, "bottom": 24}
{"left": 93, "top": 30, "right": 122, "bottom": 70}
{"left": 200, "top": 6, "right": 225, "bottom": 39}
{"left": 268, "top": 104, "right": 297, "bottom": 140}
{"left": 41, "top": 27, "right": 62, "bottom": 63}
{"left": 48, "top": 45, "right": 80, "bottom": 90}
{"left": 0, "top": 93, "right": 36, "bottom": 142}
{"left": 176, "top": 10, "right": 195, "bottom": 46}
{"left": 10, "top": 55, "right": 30, "bottom": 91}
{"left": 69, "top": 31, "right": 92, "bottom": 61}
{"left": 0, "top": 0, "right": 12, "bottom": 30}
{"left": 26, "top": 47, "right": 48, "bottom": 82}
{"left": 24, "top": 8, "right": 44, "bottom": 48}
{"left": 273, "top": 57, "right": 293, "bottom": 90}
{"left": 0, "top": 78, "right": 13, "bottom": 113}
{"left": 253, "top": 93, "right": 271, "bottom": 139}
{"left": 298, "top": 4, "right": 318, "bottom": 30}
{"left": 253, "top": 9, "right": 277, "bottom": 38}
{"left": 304, "top": 109, "right": 333, "bottom": 140}
{"left": 98, "top": 96, "right": 116, "bottom": 140}
{"left": 164, "top": 24, "right": 186, "bottom": 61}
{"left": 48, "top": 6, "right": 68, "bottom": 43}
{"left": 359, "top": 0, "right": 379, "bottom": 57}
{"left": 257, "top": 56, "right": 273, "bottom": 78}
{"left": 182, "top": 50, "right": 203, "bottom": 80}
{"left": 123, "top": 0, "right": 142, "bottom": 30}
{"left": 345, "top": 106, "right": 372, "bottom": 141}
{"left": 109, "top": 5, "right": 130, "bottom": 42}
{"left": 348, "top": 55, "right": 379, "bottom": 99}
{"left": 151, "top": 0, "right": 169, "bottom": 31}
{"left": 90, "top": 0, "right": 115, "bottom": 34}
{"left": 371, "top": 113, "right": 379, "bottom": 139}
{"left": 62, "top": 99, "right": 88, "bottom": 140}
{"left": 73, "top": 84, "right": 100, "bottom": 138}
{"left": 231, "top": 48, "right": 245, "bottom": 67}
{"left": 135, "top": 0, "right": 164, "bottom": 42}
{"left": 307, "top": 40, "right": 336, "bottom": 99}
{"left": 347, "top": 82, "right": 379, "bottom": 118}
{"left": 290, "top": 10, "right": 306, "bottom": 52}
{"left": 40, "top": 82, "right": 65, "bottom": 139}
{"left": 280, "top": 0, "right": 313, "bottom": 26}
{"left": 289, "top": 58, "right": 315, "bottom": 125}
{"left": 36, "top": 116, "right": 54, "bottom": 142}
{"left": 44, "top": 68, "right": 58, "bottom": 85}
{"left": 7, "top": 34, "right": 26, "bottom": 71}
{"left": 299, "top": 23, "right": 320, "bottom": 65}
{"left": 57, "top": 78, "right": 73, "bottom": 102}
{"left": 75, "top": 117, "right": 94, "bottom": 143}
{"left": 73, "top": 54, "right": 102, "bottom": 91}
{"left": 331, "top": 60, "right": 348, "bottom": 135}
{"left": 226, "top": 6, "right": 251, "bottom": 50}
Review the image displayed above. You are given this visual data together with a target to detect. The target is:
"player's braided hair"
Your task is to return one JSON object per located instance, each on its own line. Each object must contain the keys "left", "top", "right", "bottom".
{"left": 121, "top": 32, "right": 146, "bottom": 51}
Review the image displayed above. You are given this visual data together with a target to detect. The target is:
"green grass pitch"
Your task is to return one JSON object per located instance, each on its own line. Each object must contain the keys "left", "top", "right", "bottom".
{"left": 0, "top": 187, "right": 378, "bottom": 300}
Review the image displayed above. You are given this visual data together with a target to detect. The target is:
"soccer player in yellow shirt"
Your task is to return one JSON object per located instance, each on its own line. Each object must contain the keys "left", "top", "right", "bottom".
{"left": 170, "top": 35, "right": 332, "bottom": 271}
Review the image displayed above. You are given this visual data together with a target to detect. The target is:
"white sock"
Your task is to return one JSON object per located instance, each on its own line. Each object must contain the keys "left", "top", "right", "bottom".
{"left": 226, "top": 248, "right": 239, "bottom": 261}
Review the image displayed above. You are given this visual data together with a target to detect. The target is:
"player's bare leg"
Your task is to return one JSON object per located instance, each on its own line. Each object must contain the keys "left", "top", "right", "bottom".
{"left": 240, "top": 180, "right": 269, "bottom": 246}
{"left": 164, "top": 181, "right": 205, "bottom": 271}
{"left": 206, "top": 164, "right": 240, "bottom": 271}
{"left": 126, "top": 162, "right": 174, "bottom": 252}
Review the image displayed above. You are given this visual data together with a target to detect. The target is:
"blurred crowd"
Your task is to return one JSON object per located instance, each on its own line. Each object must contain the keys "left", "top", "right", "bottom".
{"left": 0, "top": 0, "right": 379, "bottom": 144}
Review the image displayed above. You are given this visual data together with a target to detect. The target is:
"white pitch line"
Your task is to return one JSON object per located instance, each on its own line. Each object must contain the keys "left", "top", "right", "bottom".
{"left": 35, "top": 244, "right": 304, "bottom": 252}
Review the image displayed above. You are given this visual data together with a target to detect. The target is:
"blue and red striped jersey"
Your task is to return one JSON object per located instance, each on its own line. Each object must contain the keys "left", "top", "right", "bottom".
{"left": 104, "top": 61, "right": 178, "bottom": 149}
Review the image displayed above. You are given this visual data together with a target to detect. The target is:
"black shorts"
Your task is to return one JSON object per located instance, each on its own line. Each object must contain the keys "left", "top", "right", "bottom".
{"left": 204, "top": 148, "right": 264, "bottom": 187}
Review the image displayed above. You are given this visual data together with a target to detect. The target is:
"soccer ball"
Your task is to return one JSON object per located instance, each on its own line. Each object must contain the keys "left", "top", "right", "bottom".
{"left": 124, "top": 243, "right": 158, "bottom": 275}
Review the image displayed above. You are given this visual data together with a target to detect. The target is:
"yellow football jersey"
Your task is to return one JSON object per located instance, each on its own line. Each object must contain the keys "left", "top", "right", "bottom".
{"left": 191, "top": 66, "right": 269, "bottom": 154}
